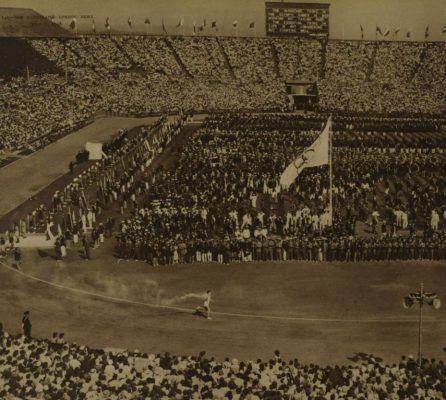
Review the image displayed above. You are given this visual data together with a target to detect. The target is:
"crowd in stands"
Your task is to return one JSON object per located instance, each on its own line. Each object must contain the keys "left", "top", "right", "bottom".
{"left": 1, "top": 326, "right": 446, "bottom": 400}
{"left": 273, "top": 39, "right": 322, "bottom": 82}
{"left": 0, "top": 74, "right": 95, "bottom": 151}
{"left": 1, "top": 36, "right": 446, "bottom": 152}
{"left": 318, "top": 41, "right": 446, "bottom": 115}
{"left": 219, "top": 38, "right": 278, "bottom": 83}
{"left": 169, "top": 36, "right": 230, "bottom": 80}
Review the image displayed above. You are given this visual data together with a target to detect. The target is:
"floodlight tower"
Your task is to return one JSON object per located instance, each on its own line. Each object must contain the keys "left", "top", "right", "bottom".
{"left": 403, "top": 281, "right": 441, "bottom": 368}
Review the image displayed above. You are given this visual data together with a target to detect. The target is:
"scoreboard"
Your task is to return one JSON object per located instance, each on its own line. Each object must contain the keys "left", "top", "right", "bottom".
{"left": 265, "top": 2, "right": 330, "bottom": 38}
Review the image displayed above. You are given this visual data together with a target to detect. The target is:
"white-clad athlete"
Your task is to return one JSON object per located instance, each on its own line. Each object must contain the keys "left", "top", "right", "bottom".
{"left": 203, "top": 290, "right": 212, "bottom": 320}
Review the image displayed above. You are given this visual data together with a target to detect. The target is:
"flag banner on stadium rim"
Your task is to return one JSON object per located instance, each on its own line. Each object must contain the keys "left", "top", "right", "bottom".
{"left": 69, "top": 18, "right": 77, "bottom": 30}
{"left": 280, "top": 117, "right": 331, "bottom": 189}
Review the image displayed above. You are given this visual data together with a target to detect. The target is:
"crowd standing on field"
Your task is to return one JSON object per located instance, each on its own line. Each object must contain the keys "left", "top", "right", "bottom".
{"left": 1, "top": 112, "right": 446, "bottom": 264}
{"left": 114, "top": 113, "right": 446, "bottom": 264}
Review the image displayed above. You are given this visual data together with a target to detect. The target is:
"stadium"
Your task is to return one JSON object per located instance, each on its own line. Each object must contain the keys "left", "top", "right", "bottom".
{"left": 0, "top": 0, "right": 446, "bottom": 398}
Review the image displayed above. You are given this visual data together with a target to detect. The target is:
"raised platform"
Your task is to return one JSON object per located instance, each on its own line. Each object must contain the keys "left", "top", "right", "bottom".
{"left": 16, "top": 234, "right": 54, "bottom": 248}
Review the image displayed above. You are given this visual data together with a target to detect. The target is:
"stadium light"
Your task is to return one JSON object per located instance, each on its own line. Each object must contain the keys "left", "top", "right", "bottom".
{"left": 403, "top": 281, "right": 441, "bottom": 368}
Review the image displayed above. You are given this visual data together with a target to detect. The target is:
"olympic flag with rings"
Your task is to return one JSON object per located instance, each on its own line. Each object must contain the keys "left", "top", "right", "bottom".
{"left": 279, "top": 117, "right": 332, "bottom": 189}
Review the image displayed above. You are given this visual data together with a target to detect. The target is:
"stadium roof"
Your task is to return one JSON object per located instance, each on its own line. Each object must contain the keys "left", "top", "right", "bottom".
{"left": 0, "top": 7, "right": 73, "bottom": 37}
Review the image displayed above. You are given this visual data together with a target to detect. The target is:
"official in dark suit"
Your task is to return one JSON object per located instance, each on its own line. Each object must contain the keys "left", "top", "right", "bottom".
{"left": 22, "top": 311, "right": 31, "bottom": 338}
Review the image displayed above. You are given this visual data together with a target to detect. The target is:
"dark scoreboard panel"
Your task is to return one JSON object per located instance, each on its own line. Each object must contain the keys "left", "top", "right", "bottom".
{"left": 265, "top": 2, "right": 330, "bottom": 38}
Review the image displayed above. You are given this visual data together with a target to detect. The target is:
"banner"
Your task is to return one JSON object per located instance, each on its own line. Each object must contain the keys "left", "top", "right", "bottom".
{"left": 280, "top": 117, "right": 331, "bottom": 188}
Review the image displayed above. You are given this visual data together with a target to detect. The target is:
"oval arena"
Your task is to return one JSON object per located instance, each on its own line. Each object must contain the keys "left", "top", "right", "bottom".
{"left": 1, "top": 1, "right": 446, "bottom": 399}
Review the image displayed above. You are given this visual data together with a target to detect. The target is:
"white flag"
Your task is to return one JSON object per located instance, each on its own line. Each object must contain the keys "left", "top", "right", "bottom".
{"left": 69, "top": 18, "right": 77, "bottom": 30}
{"left": 280, "top": 117, "right": 331, "bottom": 188}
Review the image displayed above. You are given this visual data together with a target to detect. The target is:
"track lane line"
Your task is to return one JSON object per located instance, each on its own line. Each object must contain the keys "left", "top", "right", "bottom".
{"left": 1, "top": 260, "right": 445, "bottom": 324}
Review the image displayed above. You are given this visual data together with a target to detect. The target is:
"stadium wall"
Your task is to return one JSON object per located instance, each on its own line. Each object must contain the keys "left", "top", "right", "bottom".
{"left": 1, "top": 0, "right": 446, "bottom": 41}
{"left": 0, "top": 7, "right": 72, "bottom": 37}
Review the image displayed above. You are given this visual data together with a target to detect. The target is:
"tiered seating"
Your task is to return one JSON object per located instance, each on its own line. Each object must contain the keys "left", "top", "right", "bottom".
{"left": 1, "top": 36, "right": 446, "bottom": 152}
{"left": 0, "top": 38, "right": 60, "bottom": 77}
{"left": 114, "top": 36, "right": 184, "bottom": 76}
{"left": 319, "top": 41, "right": 446, "bottom": 114}
{"left": 1, "top": 327, "right": 445, "bottom": 399}
{"left": 372, "top": 41, "right": 423, "bottom": 84}
{"left": 324, "top": 41, "right": 374, "bottom": 83}
{"left": 274, "top": 39, "right": 322, "bottom": 81}
{"left": 219, "top": 38, "right": 278, "bottom": 82}
{"left": 170, "top": 36, "right": 230, "bottom": 80}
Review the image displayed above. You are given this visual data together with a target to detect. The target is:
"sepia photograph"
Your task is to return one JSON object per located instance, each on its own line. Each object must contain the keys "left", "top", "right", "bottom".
{"left": 0, "top": 0, "right": 446, "bottom": 398}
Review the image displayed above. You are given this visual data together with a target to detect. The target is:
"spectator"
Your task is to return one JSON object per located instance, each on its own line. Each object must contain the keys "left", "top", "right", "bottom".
{"left": 1, "top": 327, "right": 446, "bottom": 400}
{"left": 21, "top": 311, "right": 31, "bottom": 338}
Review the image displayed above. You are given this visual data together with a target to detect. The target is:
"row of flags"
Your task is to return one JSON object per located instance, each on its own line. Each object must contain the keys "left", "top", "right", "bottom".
{"left": 69, "top": 17, "right": 446, "bottom": 38}
{"left": 360, "top": 24, "right": 446, "bottom": 39}
{"left": 68, "top": 17, "right": 256, "bottom": 33}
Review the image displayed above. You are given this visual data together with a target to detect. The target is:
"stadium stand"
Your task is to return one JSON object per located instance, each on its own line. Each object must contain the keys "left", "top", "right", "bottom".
{"left": 0, "top": 74, "right": 95, "bottom": 151}
{"left": 318, "top": 41, "right": 446, "bottom": 114}
{"left": 1, "top": 327, "right": 445, "bottom": 400}
{"left": 1, "top": 35, "right": 446, "bottom": 152}
{"left": 1, "top": 12, "right": 446, "bottom": 400}
{"left": 0, "top": 38, "right": 61, "bottom": 78}
{"left": 0, "top": 7, "right": 72, "bottom": 37}
{"left": 274, "top": 38, "right": 322, "bottom": 81}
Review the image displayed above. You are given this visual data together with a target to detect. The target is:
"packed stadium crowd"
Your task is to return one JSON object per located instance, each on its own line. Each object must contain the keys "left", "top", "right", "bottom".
{"left": 1, "top": 30, "right": 446, "bottom": 400}
{"left": 1, "top": 36, "right": 446, "bottom": 151}
{"left": 1, "top": 325, "right": 446, "bottom": 400}
{"left": 0, "top": 74, "right": 95, "bottom": 151}
{"left": 318, "top": 41, "right": 446, "bottom": 114}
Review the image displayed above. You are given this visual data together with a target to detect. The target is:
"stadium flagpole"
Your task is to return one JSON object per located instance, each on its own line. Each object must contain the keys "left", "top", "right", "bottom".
{"left": 418, "top": 282, "right": 423, "bottom": 368}
{"left": 64, "top": 40, "right": 68, "bottom": 82}
{"left": 329, "top": 116, "right": 333, "bottom": 226}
